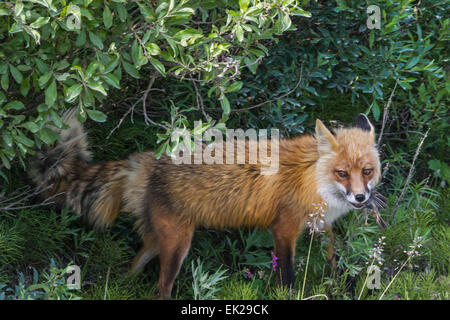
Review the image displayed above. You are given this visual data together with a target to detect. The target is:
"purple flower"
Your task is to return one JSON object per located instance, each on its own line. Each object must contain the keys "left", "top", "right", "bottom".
{"left": 271, "top": 252, "right": 278, "bottom": 272}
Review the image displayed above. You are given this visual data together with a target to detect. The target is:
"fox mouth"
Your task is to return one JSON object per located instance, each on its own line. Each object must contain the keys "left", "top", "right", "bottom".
{"left": 350, "top": 202, "right": 365, "bottom": 209}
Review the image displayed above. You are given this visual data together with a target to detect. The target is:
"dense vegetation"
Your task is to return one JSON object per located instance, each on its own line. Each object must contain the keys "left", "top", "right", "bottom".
{"left": 0, "top": 0, "right": 448, "bottom": 300}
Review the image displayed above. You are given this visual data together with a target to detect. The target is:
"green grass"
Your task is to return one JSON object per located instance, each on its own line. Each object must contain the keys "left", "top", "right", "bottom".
{"left": 0, "top": 113, "right": 448, "bottom": 300}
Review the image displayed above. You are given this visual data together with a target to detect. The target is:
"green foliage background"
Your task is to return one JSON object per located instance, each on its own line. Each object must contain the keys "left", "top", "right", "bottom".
{"left": 0, "top": 0, "right": 448, "bottom": 300}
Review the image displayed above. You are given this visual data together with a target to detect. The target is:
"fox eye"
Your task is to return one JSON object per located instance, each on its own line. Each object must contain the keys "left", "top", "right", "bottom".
{"left": 363, "top": 168, "right": 373, "bottom": 176}
{"left": 336, "top": 170, "right": 349, "bottom": 178}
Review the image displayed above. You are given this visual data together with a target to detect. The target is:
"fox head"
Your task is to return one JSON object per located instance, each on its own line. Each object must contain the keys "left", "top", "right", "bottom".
{"left": 315, "top": 114, "right": 381, "bottom": 210}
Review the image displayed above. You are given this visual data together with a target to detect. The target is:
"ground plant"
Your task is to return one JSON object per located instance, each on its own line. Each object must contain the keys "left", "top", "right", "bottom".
{"left": 0, "top": 0, "right": 448, "bottom": 300}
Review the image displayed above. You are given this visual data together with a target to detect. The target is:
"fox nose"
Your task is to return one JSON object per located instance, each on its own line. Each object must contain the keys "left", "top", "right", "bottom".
{"left": 355, "top": 194, "right": 366, "bottom": 203}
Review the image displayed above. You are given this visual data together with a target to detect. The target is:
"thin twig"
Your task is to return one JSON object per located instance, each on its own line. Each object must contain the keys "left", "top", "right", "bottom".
{"left": 358, "top": 257, "right": 376, "bottom": 300}
{"left": 301, "top": 294, "right": 329, "bottom": 300}
{"left": 0, "top": 184, "right": 62, "bottom": 214}
{"left": 106, "top": 106, "right": 134, "bottom": 140}
{"left": 103, "top": 266, "right": 111, "bottom": 300}
{"left": 142, "top": 75, "right": 157, "bottom": 124}
{"left": 390, "top": 128, "right": 430, "bottom": 220}
{"left": 378, "top": 256, "right": 412, "bottom": 300}
{"left": 233, "top": 65, "right": 303, "bottom": 113}
{"left": 299, "top": 230, "right": 314, "bottom": 300}
{"left": 378, "top": 79, "right": 398, "bottom": 146}
{"left": 106, "top": 76, "right": 168, "bottom": 139}
{"left": 192, "top": 79, "right": 210, "bottom": 121}
{"left": 381, "top": 130, "right": 425, "bottom": 136}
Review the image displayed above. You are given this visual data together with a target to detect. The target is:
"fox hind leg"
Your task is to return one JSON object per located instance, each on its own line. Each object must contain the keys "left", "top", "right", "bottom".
{"left": 131, "top": 232, "right": 159, "bottom": 274}
{"left": 152, "top": 209, "right": 195, "bottom": 300}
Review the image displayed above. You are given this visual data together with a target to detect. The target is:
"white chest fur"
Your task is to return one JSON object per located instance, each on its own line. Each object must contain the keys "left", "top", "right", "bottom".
{"left": 317, "top": 186, "right": 353, "bottom": 227}
{"left": 323, "top": 203, "right": 352, "bottom": 226}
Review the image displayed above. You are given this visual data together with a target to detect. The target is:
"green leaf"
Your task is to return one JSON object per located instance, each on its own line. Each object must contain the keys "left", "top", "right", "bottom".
{"left": 244, "top": 57, "right": 258, "bottom": 74}
{"left": 149, "top": 58, "right": 165, "bottom": 76}
{"left": 155, "top": 2, "right": 169, "bottom": 18}
{"left": 0, "top": 63, "right": 7, "bottom": 74}
{"left": 0, "top": 92, "right": 5, "bottom": 106}
{"left": 280, "top": 13, "right": 292, "bottom": 31}
{"left": 15, "top": 132, "right": 34, "bottom": 147}
{"left": 9, "top": 65, "right": 23, "bottom": 84}
{"left": 115, "top": 3, "right": 128, "bottom": 22}
{"left": 239, "top": 0, "right": 250, "bottom": 11}
{"left": 89, "top": 32, "right": 104, "bottom": 50}
{"left": 38, "top": 72, "right": 52, "bottom": 89}
{"left": 45, "top": 80, "right": 57, "bottom": 106}
{"left": 371, "top": 101, "right": 380, "bottom": 121}
{"left": 404, "top": 56, "right": 420, "bottom": 70}
{"left": 34, "top": 58, "right": 49, "bottom": 73}
{"left": 87, "top": 82, "right": 107, "bottom": 96}
{"left": 139, "top": 4, "right": 156, "bottom": 23}
{"left": 81, "top": 87, "right": 95, "bottom": 107}
{"left": 30, "top": 17, "right": 50, "bottom": 28}
{"left": 86, "top": 61, "right": 100, "bottom": 79}
{"left": 54, "top": 73, "right": 70, "bottom": 82}
{"left": 40, "top": 127, "right": 59, "bottom": 145}
{"left": 20, "top": 76, "right": 30, "bottom": 96}
{"left": 102, "top": 73, "right": 120, "bottom": 89}
{"left": 219, "top": 95, "right": 231, "bottom": 115}
{"left": 235, "top": 25, "right": 244, "bottom": 42}
{"left": 225, "top": 81, "right": 243, "bottom": 93}
{"left": 4, "top": 100, "right": 25, "bottom": 110}
{"left": 122, "top": 61, "right": 140, "bottom": 79}
{"left": 0, "top": 169, "right": 8, "bottom": 182}
{"left": 173, "top": 28, "right": 202, "bottom": 46}
{"left": 103, "top": 5, "right": 113, "bottom": 29}
{"left": 155, "top": 140, "right": 169, "bottom": 159}
{"left": 14, "top": 2, "right": 23, "bottom": 16}
{"left": 80, "top": 8, "right": 94, "bottom": 21}
{"left": 22, "top": 122, "right": 40, "bottom": 133}
{"left": 0, "top": 153, "right": 11, "bottom": 169}
{"left": 37, "top": 103, "right": 48, "bottom": 113}
{"left": 131, "top": 39, "right": 141, "bottom": 67}
{"left": 86, "top": 109, "right": 107, "bottom": 122}
{"left": 291, "top": 8, "right": 311, "bottom": 18}
{"left": 2, "top": 132, "right": 13, "bottom": 147}
{"left": 145, "top": 43, "right": 161, "bottom": 56}
{"left": 76, "top": 30, "right": 86, "bottom": 47}
{"left": 1, "top": 73, "right": 8, "bottom": 91}
{"left": 104, "top": 57, "right": 120, "bottom": 74}
{"left": 65, "top": 83, "right": 83, "bottom": 102}
{"left": 49, "top": 110, "right": 65, "bottom": 129}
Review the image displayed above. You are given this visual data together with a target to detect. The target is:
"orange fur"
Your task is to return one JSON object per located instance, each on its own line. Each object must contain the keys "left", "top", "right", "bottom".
{"left": 31, "top": 111, "right": 381, "bottom": 299}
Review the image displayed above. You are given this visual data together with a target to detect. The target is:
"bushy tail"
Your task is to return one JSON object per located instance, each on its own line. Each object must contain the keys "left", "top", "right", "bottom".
{"left": 30, "top": 108, "right": 126, "bottom": 229}
{"left": 30, "top": 108, "right": 92, "bottom": 186}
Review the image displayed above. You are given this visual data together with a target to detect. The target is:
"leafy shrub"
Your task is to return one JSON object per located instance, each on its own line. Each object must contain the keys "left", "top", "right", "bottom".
{"left": 232, "top": 0, "right": 448, "bottom": 125}
{"left": 0, "top": 0, "right": 310, "bottom": 177}
{"left": 190, "top": 257, "right": 228, "bottom": 300}
{"left": 0, "top": 259, "right": 81, "bottom": 300}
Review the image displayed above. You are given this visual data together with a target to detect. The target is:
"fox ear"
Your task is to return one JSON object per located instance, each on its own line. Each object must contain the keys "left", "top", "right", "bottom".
{"left": 315, "top": 119, "right": 339, "bottom": 154}
{"left": 355, "top": 113, "right": 375, "bottom": 139}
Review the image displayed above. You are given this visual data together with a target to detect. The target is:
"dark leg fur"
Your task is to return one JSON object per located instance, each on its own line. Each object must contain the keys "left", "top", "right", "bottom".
{"left": 151, "top": 208, "right": 195, "bottom": 300}
{"left": 271, "top": 209, "right": 304, "bottom": 289}
{"left": 324, "top": 225, "right": 337, "bottom": 271}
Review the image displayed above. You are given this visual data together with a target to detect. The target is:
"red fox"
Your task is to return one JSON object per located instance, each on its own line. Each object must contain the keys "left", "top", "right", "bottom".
{"left": 30, "top": 110, "right": 382, "bottom": 299}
